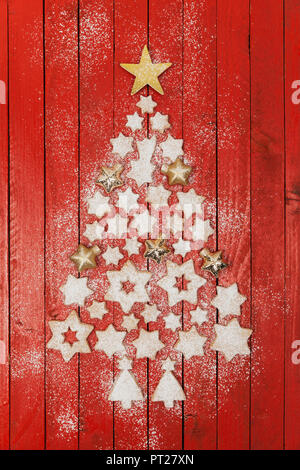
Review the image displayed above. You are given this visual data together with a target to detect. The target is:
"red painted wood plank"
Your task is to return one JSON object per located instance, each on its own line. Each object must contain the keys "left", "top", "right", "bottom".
{"left": 148, "top": 0, "right": 184, "bottom": 450}
{"left": 285, "top": 0, "right": 300, "bottom": 450}
{"left": 9, "top": 0, "right": 45, "bottom": 449}
{"left": 250, "top": 0, "right": 285, "bottom": 449}
{"left": 113, "top": 0, "right": 148, "bottom": 450}
{"left": 217, "top": 0, "right": 251, "bottom": 450}
{"left": 0, "top": 0, "right": 9, "bottom": 450}
{"left": 79, "top": 0, "right": 114, "bottom": 450}
{"left": 182, "top": 0, "right": 217, "bottom": 450}
{"left": 45, "top": 0, "right": 79, "bottom": 449}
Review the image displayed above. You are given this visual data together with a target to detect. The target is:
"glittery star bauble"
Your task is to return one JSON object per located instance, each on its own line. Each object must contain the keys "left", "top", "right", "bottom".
{"left": 200, "top": 248, "right": 228, "bottom": 278}
{"left": 161, "top": 158, "right": 192, "bottom": 186}
{"left": 70, "top": 244, "right": 101, "bottom": 272}
{"left": 96, "top": 163, "right": 124, "bottom": 193}
{"left": 144, "top": 238, "right": 170, "bottom": 264}
{"left": 120, "top": 45, "right": 172, "bottom": 95}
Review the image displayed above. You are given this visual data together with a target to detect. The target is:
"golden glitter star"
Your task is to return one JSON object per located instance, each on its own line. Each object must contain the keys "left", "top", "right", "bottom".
{"left": 161, "top": 158, "right": 192, "bottom": 186}
{"left": 120, "top": 45, "right": 172, "bottom": 95}
{"left": 70, "top": 244, "right": 100, "bottom": 272}
{"left": 96, "top": 164, "right": 124, "bottom": 193}
{"left": 144, "top": 238, "right": 170, "bottom": 264}
{"left": 200, "top": 248, "right": 228, "bottom": 278}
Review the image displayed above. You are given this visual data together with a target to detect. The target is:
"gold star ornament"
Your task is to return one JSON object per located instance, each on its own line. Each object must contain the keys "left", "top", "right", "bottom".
{"left": 70, "top": 244, "right": 101, "bottom": 272}
{"left": 161, "top": 158, "right": 192, "bottom": 186}
{"left": 200, "top": 248, "right": 228, "bottom": 278}
{"left": 120, "top": 45, "right": 172, "bottom": 95}
{"left": 144, "top": 238, "right": 170, "bottom": 264}
{"left": 96, "top": 164, "right": 124, "bottom": 193}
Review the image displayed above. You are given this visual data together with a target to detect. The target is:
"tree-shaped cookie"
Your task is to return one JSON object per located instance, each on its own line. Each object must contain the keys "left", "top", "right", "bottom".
{"left": 109, "top": 357, "right": 143, "bottom": 409}
{"left": 152, "top": 358, "right": 186, "bottom": 409}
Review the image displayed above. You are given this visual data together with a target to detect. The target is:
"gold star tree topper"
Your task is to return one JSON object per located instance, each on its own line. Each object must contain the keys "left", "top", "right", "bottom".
{"left": 200, "top": 248, "right": 228, "bottom": 278}
{"left": 70, "top": 244, "right": 100, "bottom": 272}
{"left": 161, "top": 158, "right": 192, "bottom": 186}
{"left": 96, "top": 164, "right": 124, "bottom": 193}
{"left": 120, "top": 45, "right": 172, "bottom": 95}
{"left": 144, "top": 238, "right": 170, "bottom": 264}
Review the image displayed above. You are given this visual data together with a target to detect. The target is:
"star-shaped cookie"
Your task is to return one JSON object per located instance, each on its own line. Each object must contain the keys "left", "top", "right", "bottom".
{"left": 157, "top": 259, "right": 206, "bottom": 306}
{"left": 164, "top": 313, "right": 181, "bottom": 331}
{"left": 116, "top": 187, "right": 140, "bottom": 213}
{"left": 60, "top": 274, "right": 93, "bottom": 307}
{"left": 211, "top": 283, "right": 246, "bottom": 319}
{"left": 173, "top": 239, "right": 191, "bottom": 257}
{"left": 121, "top": 314, "right": 139, "bottom": 332}
{"left": 106, "top": 213, "right": 128, "bottom": 238}
{"left": 161, "top": 158, "right": 192, "bottom": 186}
{"left": 87, "top": 191, "right": 111, "bottom": 219}
{"left": 211, "top": 319, "right": 252, "bottom": 361}
{"left": 124, "top": 238, "right": 142, "bottom": 256}
{"left": 96, "top": 164, "right": 124, "bottom": 193}
{"left": 83, "top": 221, "right": 105, "bottom": 242}
{"left": 150, "top": 112, "right": 171, "bottom": 133}
{"left": 120, "top": 45, "right": 171, "bottom": 95}
{"left": 146, "top": 184, "right": 171, "bottom": 208}
{"left": 94, "top": 324, "right": 126, "bottom": 358}
{"left": 87, "top": 301, "right": 108, "bottom": 320}
{"left": 175, "top": 189, "right": 205, "bottom": 218}
{"left": 126, "top": 112, "right": 144, "bottom": 132}
{"left": 200, "top": 248, "right": 228, "bottom": 278}
{"left": 136, "top": 94, "right": 157, "bottom": 114}
{"left": 174, "top": 326, "right": 207, "bottom": 359}
{"left": 102, "top": 246, "right": 123, "bottom": 266}
{"left": 160, "top": 135, "right": 184, "bottom": 161}
{"left": 190, "top": 307, "right": 208, "bottom": 326}
{"left": 110, "top": 132, "right": 133, "bottom": 157}
{"left": 47, "top": 310, "right": 93, "bottom": 362}
{"left": 130, "top": 210, "right": 156, "bottom": 238}
{"left": 105, "top": 260, "right": 152, "bottom": 313}
{"left": 132, "top": 329, "right": 164, "bottom": 359}
{"left": 70, "top": 244, "right": 100, "bottom": 272}
{"left": 141, "top": 304, "right": 161, "bottom": 323}
{"left": 144, "top": 238, "right": 170, "bottom": 264}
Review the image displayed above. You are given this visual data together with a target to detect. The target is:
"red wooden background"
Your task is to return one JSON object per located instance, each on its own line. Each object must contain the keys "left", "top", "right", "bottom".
{"left": 0, "top": 0, "right": 300, "bottom": 450}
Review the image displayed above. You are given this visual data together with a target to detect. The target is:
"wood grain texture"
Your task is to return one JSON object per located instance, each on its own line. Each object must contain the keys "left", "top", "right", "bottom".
{"left": 79, "top": 0, "right": 114, "bottom": 450}
{"left": 0, "top": 0, "right": 9, "bottom": 450}
{"left": 285, "top": 0, "right": 300, "bottom": 450}
{"left": 45, "top": 0, "right": 79, "bottom": 450}
{"left": 183, "top": 0, "right": 217, "bottom": 450}
{"left": 113, "top": 0, "right": 148, "bottom": 450}
{"left": 250, "top": 0, "right": 285, "bottom": 450}
{"left": 9, "top": 0, "right": 45, "bottom": 449}
{"left": 217, "top": 0, "right": 251, "bottom": 450}
{"left": 147, "top": 0, "right": 184, "bottom": 451}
